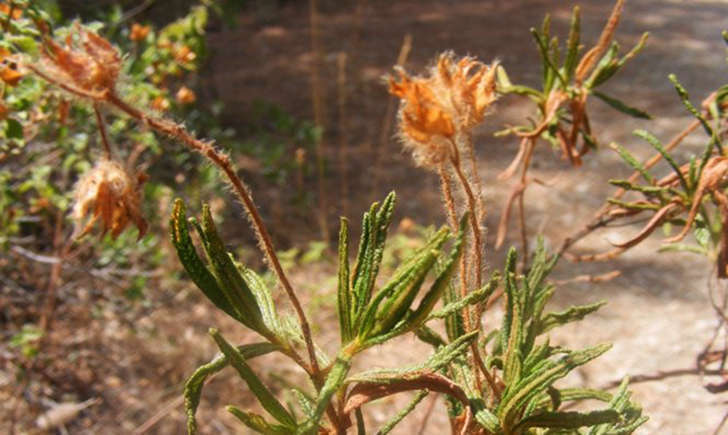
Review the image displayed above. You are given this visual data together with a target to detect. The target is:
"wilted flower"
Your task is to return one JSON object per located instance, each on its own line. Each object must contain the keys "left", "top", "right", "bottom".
{"left": 388, "top": 52, "right": 498, "bottom": 168}
{"left": 42, "top": 24, "right": 121, "bottom": 95}
{"left": 175, "top": 86, "right": 196, "bottom": 104}
{"left": 129, "top": 23, "right": 151, "bottom": 42}
{"left": 72, "top": 159, "right": 148, "bottom": 240}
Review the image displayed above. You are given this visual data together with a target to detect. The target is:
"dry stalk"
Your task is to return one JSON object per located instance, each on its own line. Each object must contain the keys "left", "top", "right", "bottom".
{"left": 337, "top": 51, "right": 349, "bottom": 218}
{"left": 371, "top": 33, "right": 412, "bottom": 201}
{"left": 309, "top": 0, "right": 330, "bottom": 244}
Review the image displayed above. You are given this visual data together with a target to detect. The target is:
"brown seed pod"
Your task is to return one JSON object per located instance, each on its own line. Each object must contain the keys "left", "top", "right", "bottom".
{"left": 72, "top": 159, "right": 148, "bottom": 240}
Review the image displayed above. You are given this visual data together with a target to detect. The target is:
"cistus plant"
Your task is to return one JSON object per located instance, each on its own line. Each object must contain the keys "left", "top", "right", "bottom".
{"left": 29, "top": 0, "right": 728, "bottom": 432}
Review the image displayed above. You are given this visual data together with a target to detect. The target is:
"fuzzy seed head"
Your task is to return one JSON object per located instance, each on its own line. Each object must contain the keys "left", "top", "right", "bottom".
{"left": 72, "top": 159, "right": 148, "bottom": 240}
{"left": 42, "top": 24, "right": 121, "bottom": 94}
{"left": 388, "top": 52, "right": 499, "bottom": 169}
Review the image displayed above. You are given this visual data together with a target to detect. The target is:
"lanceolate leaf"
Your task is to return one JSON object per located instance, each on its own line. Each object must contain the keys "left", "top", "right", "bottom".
{"left": 516, "top": 409, "right": 619, "bottom": 430}
{"left": 196, "top": 205, "right": 267, "bottom": 334}
{"left": 183, "top": 342, "right": 281, "bottom": 435}
{"left": 209, "top": 329, "right": 296, "bottom": 429}
{"left": 337, "top": 217, "right": 353, "bottom": 344}
{"left": 593, "top": 91, "right": 651, "bottom": 119}
{"left": 409, "top": 215, "right": 468, "bottom": 328}
{"left": 226, "top": 407, "right": 291, "bottom": 435}
{"left": 498, "top": 344, "right": 612, "bottom": 427}
{"left": 352, "top": 192, "right": 397, "bottom": 320}
{"left": 563, "top": 6, "right": 581, "bottom": 82}
{"left": 377, "top": 390, "right": 428, "bottom": 435}
{"left": 170, "top": 200, "right": 238, "bottom": 322}
{"left": 535, "top": 301, "right": 607, "bottom": 335}
{"left": 428, "top": 273, "right": 499, "bottom": 321}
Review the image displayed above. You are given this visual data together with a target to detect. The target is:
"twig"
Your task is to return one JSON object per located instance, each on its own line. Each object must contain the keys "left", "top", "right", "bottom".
{"left": 601, "top": 367, "right": 726, "bottom": 389}
{"left": 337, "top": 51, "right": 349, "bottom": 218}
{"left": 416, "top": 393, "right": 438, "bottom": 435}
{"left": 94, "top": 103, "right": 112, "bottom": 158}
{"left": 103, "top": 92, "right": 320, "bottom": 378}
{"left": 132, "top": 396, "right": 183, "bottom": 434}
{"left": 552, "top": 270, "right": 621, "bottom": 286}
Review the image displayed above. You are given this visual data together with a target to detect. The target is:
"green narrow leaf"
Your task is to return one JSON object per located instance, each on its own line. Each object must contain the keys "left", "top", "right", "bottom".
{"left": 586, "top": 42, "right": 619, "bottom": 88}
{"left": 241, "top": 267, "right": 281, "bottom": 334}
{"left": 531, "top": 27, "right": 566, "bottom": 91}
{"left": 668, "top": 73, "right": 722, "bottom": 155}
{"left": 290, "top": 388, "right": 315, "bottom": 420}
{"left": 503, "top": 282, "right": 523, "bottom": 385}
{"left": 378, "top": 390, "right": 428, "bottom": 435}
{"left": 337, "top": 217, "right": 352, "bottom": 343}
{"left": 227, "top": 407, "right": 291, "bottom": 434}
{"left": 352, "top": 193, "right": 397, "bottom": 318}
{"left": 370, "top": 250, "right": 438, "bottom": 336}
{"left": 197, "top": 205, "right": 267, "bottom": 333}
{"left": 305, "top": 356, "right": 352, "bottom": 432}
{"left": 563, "top": 6, "right": 581, "bottom": 81}
{"left": 658, "top": 242, "right": 707, "bottom": 255}
{"left": 634, "top": 129, "right": 689, "bottom": 191}
{"left": 536, "top": 301, "right": 607, "bottom": 335}
{"left": 499, "top": 344, "right": 612, "bottom": 426}
{"left": 209, "top": 329, "right": 296, "bottom": 428}
{"left": 428, "top": 272, "right": 499, "bottom": 321}
{"left": 414, "top": 324, "right": 448, "bottom": 348}
{"left": 609, "top": 145, "right": 654, "bottom": 185}
{"left": 500, "top": 247, "right": 519, "bottom": 352}
{"left": 183, "top": 342, "right": 280, "bottom": 435}
{"left": 408, "top": 215, "right": 468, "bottom": 328}
{"left": 593, "top": 91, "right": 651, "bottom": 119}
{"left": 516, "top": 409, "right": 619, "bottom": 430}
{"left": 170, "top": 200, "right": 238, "bottom": 322}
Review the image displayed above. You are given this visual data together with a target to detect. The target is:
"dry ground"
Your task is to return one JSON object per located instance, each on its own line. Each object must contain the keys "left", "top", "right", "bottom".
{"left": 4, "top": 0, "right": 728, "bottom": 434}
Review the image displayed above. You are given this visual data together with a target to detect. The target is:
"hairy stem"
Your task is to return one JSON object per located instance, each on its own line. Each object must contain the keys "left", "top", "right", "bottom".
{"left": 103, "top": 92, "right": 322, "bottom": 382}
{"left": 93, "top": 103, "right": 112, "bottom": 158}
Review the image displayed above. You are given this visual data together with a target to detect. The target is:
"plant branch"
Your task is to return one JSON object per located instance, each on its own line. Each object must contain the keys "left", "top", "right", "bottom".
{"left": 102, "top": 92, "right": 322, "bottom": 382}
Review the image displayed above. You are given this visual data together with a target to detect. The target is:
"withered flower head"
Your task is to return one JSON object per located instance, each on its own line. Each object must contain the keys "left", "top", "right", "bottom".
{"left": 42, "top": 24, "right": 121, "bottom": 95}
{"left": 436, "top": 52, "right": 499, "bottom": 127}
{"left": 388, "top": 51, "right": 498, "bottom": 168}
{"left": 72, "top": 159, "right": 148, "bottom": 240}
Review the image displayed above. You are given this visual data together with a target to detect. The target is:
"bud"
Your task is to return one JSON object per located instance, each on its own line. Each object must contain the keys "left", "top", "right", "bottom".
{"left": 72, "top": 159, "right": 148, "bottom": 240}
